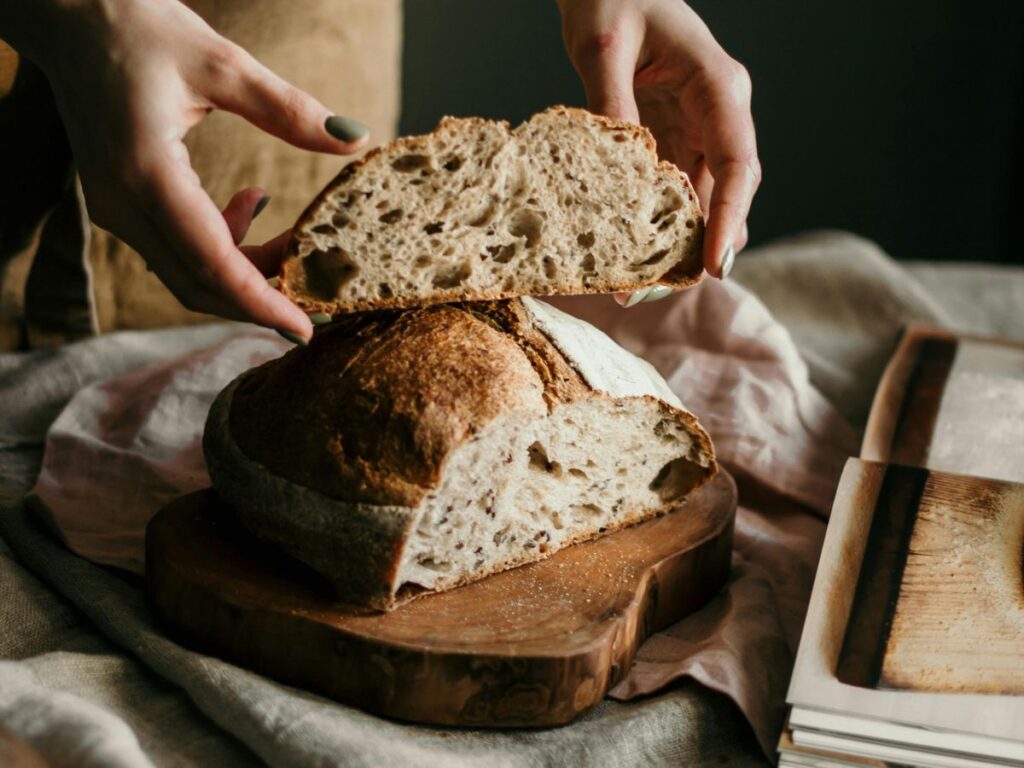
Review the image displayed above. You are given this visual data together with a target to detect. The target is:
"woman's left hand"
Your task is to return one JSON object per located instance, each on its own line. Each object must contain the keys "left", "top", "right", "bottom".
{"left": 557, "top": 0, "right": 761, "bottom": 287}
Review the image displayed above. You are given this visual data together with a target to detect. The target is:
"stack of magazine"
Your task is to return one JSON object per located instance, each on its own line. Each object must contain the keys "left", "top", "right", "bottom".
{"left": 779, "top": 326, "right": 1024, "bottom": 768}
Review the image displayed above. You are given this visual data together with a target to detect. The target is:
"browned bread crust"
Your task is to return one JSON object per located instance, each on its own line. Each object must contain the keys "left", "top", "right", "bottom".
{"left": 204, "top": 299, "right": 716, "bottom": 611}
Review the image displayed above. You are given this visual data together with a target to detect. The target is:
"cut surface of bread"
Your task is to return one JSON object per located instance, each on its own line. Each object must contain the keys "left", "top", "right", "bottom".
{"left": 204, "top": 298, "right": 716, "bottom": 611}
{"left": 279, "top": 106, "right": 704, "bottom": 314}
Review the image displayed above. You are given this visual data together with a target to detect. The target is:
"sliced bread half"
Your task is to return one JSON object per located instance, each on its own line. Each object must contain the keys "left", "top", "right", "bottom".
{"left": 204, "top": 297, "right": 716, "bottom": 611}
{"left": 279, "top": 106, "right": 704, "bottom": 314}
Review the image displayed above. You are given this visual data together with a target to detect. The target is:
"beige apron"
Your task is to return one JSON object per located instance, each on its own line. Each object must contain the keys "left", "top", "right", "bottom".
{"left": 0, "top": 0, "right": 401, "bottom": 349}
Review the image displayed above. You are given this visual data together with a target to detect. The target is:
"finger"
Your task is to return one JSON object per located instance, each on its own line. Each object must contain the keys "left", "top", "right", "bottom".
{"left": 221, "top": 186, "right": 267, "bottom": 245}
{"left": 569, "top": 20, "right": 644, "bottom": 123}
{"left": 118, "top": 202, "right": 243, "bottom": 318}
{"left": 240, "top": 229, "right": 293, "bottom": 276}
{"left": 736, "top": 221, "right": 749, "bottom": 252}
{"left": 204, "top": 43, "right": 369, "bottom": 154}
{"left": 139, "top": 152, "right": 312, "bottom": 339}
{"left": 699, "top": 65, "right": 761, "bottom": 277}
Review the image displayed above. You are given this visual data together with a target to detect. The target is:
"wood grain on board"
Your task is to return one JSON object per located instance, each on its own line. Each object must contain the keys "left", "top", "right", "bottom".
{"left": 837, "top": 465, "right": 1024, "bottom": 694}
{"left": 787, "top": 459, "right": 1024, "bottom": 742}
{"left": 146, "top": 471, "right": 735, "bottom": 728}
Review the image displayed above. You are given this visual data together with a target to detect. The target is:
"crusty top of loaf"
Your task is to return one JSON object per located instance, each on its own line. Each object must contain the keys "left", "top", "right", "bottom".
{"left": 229, "top": 299, "right": 712, "bottom": 509}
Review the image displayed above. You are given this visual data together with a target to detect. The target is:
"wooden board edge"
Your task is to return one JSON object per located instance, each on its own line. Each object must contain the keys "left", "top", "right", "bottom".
{"left": 146, "top": 483, "right": 735, "bottom": 728}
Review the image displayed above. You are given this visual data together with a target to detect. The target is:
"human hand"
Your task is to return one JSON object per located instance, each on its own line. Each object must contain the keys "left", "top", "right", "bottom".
{"left": 557, "top": 0, "right": 760, "bottom": 296}
{"left": 14, "top": 0, "right": 369, "bottom": 340}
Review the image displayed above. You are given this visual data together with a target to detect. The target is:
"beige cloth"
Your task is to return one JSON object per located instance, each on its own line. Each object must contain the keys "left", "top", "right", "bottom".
{"left": 0, "top": 0, "right": 401, "bottom": 347}
{"left": 5, "top": 232, "right": 1024, "bottom": 766}
{"left": 28, "top": 239, "right": 863, "bottom": 758}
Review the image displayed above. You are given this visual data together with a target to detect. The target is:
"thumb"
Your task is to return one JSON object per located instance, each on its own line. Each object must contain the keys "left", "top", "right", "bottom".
{"left": 205, "top": 44, "right": 369, "bottom": 155}
{"left": 570, "top": 29, "right": 642, "bottom": 124}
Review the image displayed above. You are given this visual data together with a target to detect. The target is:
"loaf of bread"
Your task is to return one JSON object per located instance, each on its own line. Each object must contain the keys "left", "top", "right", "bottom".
{"left": 204, "top": 298, "right": 716, "bottom": 611}
{"left": 278, "top": 106, "right": 704, "bottom": 315}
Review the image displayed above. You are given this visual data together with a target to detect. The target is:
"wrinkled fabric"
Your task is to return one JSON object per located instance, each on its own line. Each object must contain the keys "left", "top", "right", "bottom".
{"left": 3, "top": 232, "right": 1024, "bottom": 767}
{"left": 29, "top": 251, "right": 859, "bottom": 759}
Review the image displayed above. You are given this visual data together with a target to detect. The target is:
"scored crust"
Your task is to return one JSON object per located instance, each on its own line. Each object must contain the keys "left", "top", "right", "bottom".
{"left": 278, "top": 106, "right": 705, "bottom": 314}
{"left": 204, "top": 299, "right": 717, "bottom": 611}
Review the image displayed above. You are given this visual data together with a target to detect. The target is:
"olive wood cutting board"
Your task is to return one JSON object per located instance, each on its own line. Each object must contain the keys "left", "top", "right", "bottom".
{"left": 146, "top": 470, "right": 735, "bottom": 728}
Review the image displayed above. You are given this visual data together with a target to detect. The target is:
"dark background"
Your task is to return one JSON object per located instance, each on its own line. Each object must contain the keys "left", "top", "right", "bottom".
{"left": 401, "top": 1, "right": 1024, "bottom": 264}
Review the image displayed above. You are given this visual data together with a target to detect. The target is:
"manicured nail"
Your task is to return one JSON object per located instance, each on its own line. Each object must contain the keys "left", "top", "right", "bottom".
{"left": 325, "top": 115, "right": 369, "bottom": 143}
{"left": 276, "top": 329, "right": 308, "bottom": 346}
{"left": 253, "top": 195, "right": 270, "bottom": 219}
{"left": 307, "top": 311, "right": 332, "bottom": 325}
{"left": 639, "top": 285, "right": 674, "bottom": 304}
{"left": 267, "top": 276, "right": 281, "bottom": 288}
{"left": 719, "top": 244, "right": 736, "bottom": 280}
{"left": 623, "top": 287, "right": 652, "bottom": 308}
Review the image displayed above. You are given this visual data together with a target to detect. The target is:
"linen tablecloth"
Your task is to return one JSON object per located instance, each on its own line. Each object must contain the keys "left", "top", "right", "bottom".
{"left": 2, "top": 231, "right": 1022, "bottom": 767}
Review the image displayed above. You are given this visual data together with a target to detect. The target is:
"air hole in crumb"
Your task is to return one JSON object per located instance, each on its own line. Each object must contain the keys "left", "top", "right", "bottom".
{"left": 568, "top": 468, "right": 588, "bottom": 479}
{"left": 486, "top": 243, "right": 517, "bottom": 264}
{"left": 650, "top": 457, "right": 703, "bottom": 502}
{"left": 657, "top": 212, "right": 678, "bottom": 231}
{"left": 577, "top": 231, "right": 596, "bottom": 248}
{"left": 414, "top": 255, "right": 431, "bottom": 269}
{"left": 508, "top": 209, "right": 544, "bottom": 248}
{"left": 528, "top": 441, "right": 562, "bottom": 477}
{"left": 302, "top": 247, "right": 359, "bottom": 300}
{"left": 542, "top": 256, "right": 557, "bottom": 279}
{"left": 651, "top": 190, "right": 685, "bottom": 224}
{"left": 392, "top": 154, "right": 432, "bottom": 172}
{"left": 612, "top": 133, "right": 628, "bottom": 142}
{"left": 631, "top": 249, "right": 669, "bottom": 270}
{"left": 310, "top": 224, "right": 335, "bottom": 235}
{"left": 581, "top": 252, "right": 596, "bottom": 273}
{"left": 685, "top": 219, "right": 696, "bottom": 229}
{"left": 467, "top": 198, "right": 498, "bottom": 227}
{"left": 379, "top": 208, "right": 403, "bottom": 224}
{"left": 378, "top": 283, "right": 394, "bottom": 298}
{"left": 443, "top": 156, "right": 463, "bottom": 172}
{"left": 432, "top": 262, "right": 472, "bottom": 289}
{"left": 424, "top": 221, "right": 444, "bottom": 235}
{"left": 571, "top": 504, "right": 603, "bottom": 516}
{"left": 331, "top": 212, "right": 350, "bottom": 229}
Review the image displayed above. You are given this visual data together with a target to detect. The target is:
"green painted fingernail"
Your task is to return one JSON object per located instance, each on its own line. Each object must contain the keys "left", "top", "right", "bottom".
{"left": 640, "top": 285, "right": 675, "bottom": 304}
{"left": 253, "top": 195, "right": 270, "bottom": 219}
{"left": 325, "top": 115, "right": 369, "bottom": 142}
{"left": 307, "top": 311, "right": 332, "bottom": 325}
{"left": 720, "top": 244, "right": 736, "bottom": 280}
{"left": 623, "top": 287, "right": 651, "bottom": 308}
{"left": 276, "top": 329, "right": 308, "bottom": 346}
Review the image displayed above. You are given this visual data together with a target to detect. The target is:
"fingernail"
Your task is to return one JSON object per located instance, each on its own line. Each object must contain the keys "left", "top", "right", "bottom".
{"left": 639, "top": 285, "right": 674, "bottom": 304}
{"left": 253, "top": 195, "right": 270, "bottom": 219}
{"left": 307, "top": 311, "right": 332, "bottom": 325}
{"left": 276, "top": 329, "right": 308, "bottom": 346}
{"left": 719, "top": 244, "right": 736, "bottom": 280}
{"left": 267, "top": 275, "right": 281, "bottom": 288}
{"left": 325, "top": 115, "right": 369, "bottom": 143}
{"left": 623, "top": 288, "right": 651, "bottom": 308}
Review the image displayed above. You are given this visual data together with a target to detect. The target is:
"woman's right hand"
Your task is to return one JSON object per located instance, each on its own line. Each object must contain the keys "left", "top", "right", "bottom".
{"left": 3, "top": 0, "right": 370, "bottom": 341}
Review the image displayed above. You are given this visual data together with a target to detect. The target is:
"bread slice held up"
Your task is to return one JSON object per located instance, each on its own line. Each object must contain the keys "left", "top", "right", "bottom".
{"left": 204, "top": 298, "right": 716, "bottom": 611}
{"left": 279, "top": 106, "right": 705, "bottom": 314}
